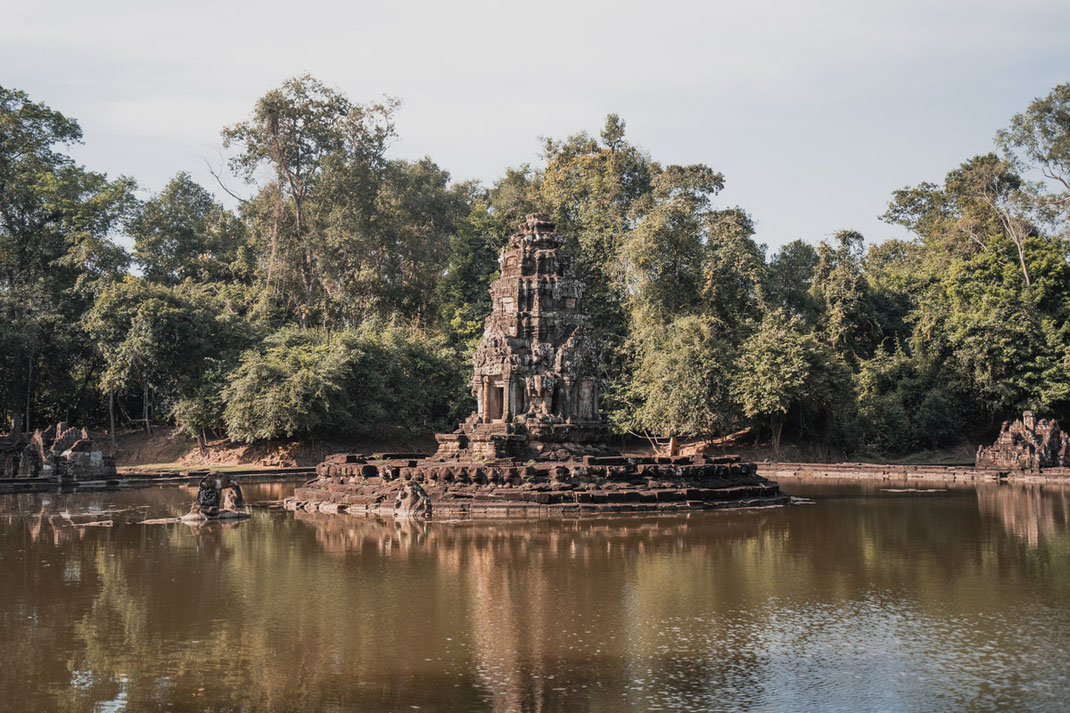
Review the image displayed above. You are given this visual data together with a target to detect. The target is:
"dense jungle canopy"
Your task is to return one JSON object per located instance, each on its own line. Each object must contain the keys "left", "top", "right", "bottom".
{"left": 2, "top": 77, "right": 1069, "bottom": 456}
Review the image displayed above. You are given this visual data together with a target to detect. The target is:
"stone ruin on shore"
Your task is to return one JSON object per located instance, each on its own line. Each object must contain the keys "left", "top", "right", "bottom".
{"left": 976, "top": 411, "right": 1070, "bottom": 471}
{"left": 285, "top": 214, "right": 788, "bottom": 518}
{"left": 0, "top": 422, "right": 117, "bottom": 482}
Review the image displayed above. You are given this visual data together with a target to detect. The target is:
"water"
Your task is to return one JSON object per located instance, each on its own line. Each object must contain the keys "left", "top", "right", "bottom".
{"left": 1, "top": 479, "right": 1069, "bottom": 712}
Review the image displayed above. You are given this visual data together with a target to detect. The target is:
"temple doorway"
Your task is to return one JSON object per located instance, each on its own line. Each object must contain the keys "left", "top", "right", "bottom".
{"left": 488, "top": 383, "right": 505, "bottom": 422}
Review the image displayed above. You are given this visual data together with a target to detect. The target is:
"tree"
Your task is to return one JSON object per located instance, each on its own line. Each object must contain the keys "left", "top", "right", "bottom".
{"left": 130, "top": 172, "right": 246, "bottom": 284}
{"left": 998, "top": 83, "right": 1070, "bottom": 225}
{"left": 886, "top": 154, "right": 1044, "bottom": 288}
{"left": 222, "top": 324, "right": 464, "bottom": 442}
{"left": 766, "top": 239, "right": 820, "bottom": 323}
{"left": 622, "top": 315, "right": 738, "bottom": 439}
{"left": 621, "top": 165, "right": 725, "bottom": 325}
{"left": 223, "top": 75, "right": 398, "bottom": 327}
{"left": 315, "top": 156, "right": 470, "bottom": 324}
{"left": 437, "top": 200, "right": 510, "bottom": 346}
{"left": 0, "top": 86, "right": 135, "bottom": 429}
{"left": 85, "top": 278, "right": 256, "bottom": 437}
{"left": 702, "top": 207, "right": 766, "bottom": 336}
{"left": 733, "top": 312, "right": 815, "bottom": 452}
{"left": 810, "top": 230, "right": 877, "bottom": 360}
{"left": 531, "top": 116, "right": 661, "bottom": 359}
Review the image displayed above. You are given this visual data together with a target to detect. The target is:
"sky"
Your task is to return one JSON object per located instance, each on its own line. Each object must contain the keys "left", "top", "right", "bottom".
{"left": 3, "top": 0, "right": 1069, "bottom": 251}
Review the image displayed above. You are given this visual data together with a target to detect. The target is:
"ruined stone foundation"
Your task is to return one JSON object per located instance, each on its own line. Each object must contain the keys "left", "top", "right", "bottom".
{"left": 285, "top": 452, "right": 787, "bottom": 518}
{"left": 2, "top": 422, "right": 117, "bottom": 482}
{"left": 286, "top": 214, "right": 788, "bottom": 518}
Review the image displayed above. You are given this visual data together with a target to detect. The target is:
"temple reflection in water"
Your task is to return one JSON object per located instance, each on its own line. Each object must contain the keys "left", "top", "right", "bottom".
{"left": 2, "top": 481, "right": 1070, "bottom": 712}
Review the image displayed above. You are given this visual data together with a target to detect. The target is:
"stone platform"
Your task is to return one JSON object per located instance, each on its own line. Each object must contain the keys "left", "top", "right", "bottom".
{"left": 283, "top": 453, "right": 789, "bottom": 519}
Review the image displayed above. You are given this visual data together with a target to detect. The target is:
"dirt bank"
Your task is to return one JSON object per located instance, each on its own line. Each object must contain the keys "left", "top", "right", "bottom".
{"left": 110, "top": 428, "right": 984, "bottom": 475}
{"left": 113, "top": 428, "right": 435, "bottom": 471}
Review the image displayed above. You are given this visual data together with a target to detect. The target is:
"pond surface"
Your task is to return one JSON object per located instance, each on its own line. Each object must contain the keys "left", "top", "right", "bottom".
{"left": 1, "top": 479, "right": 1069, "bottom": 712}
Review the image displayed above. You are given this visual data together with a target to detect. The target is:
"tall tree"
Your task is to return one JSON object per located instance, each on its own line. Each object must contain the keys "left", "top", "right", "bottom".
{"left": 0, "top": 86, "right": 135, "bottom": 429}
{"left": 998, "top": 82, "right": 1070, "bottom": 226}
{"left": 810, "top": 230, "right": 877, "bottom": 360}
{"left": 223, "top": 75, "right": 398, "bottom": 327}
{"left": 733, "top": 311, "right": 847, "bottom": 452}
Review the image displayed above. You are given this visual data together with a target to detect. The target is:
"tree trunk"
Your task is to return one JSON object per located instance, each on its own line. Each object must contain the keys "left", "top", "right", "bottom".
{"left": 24, "top": 354, "right": 33, "bottom": 433}
{"left": 142, "top": 381, "right": 152, "bottom": 436}
{"left": 108, "top": 384, "right": 117, "bottom": 454}
{"left": 771, "top": 416, "right": 784, "bottom": 456}
{"left": 198, "top": 429, "right": 208, "bottom": 456}
{"left": 1015, "top": 240, "right": 1032, "bottom": 287}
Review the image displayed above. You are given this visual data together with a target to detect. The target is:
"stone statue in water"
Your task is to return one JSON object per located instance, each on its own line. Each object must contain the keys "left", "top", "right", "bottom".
{"left": 393, "top": 481, "right": 432, "bottom": 519}
{"left": 182, "top": 474, "right": 250, "bottom": 521}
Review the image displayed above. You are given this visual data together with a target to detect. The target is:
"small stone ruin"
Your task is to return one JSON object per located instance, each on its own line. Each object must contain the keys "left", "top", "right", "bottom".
{"left": 976, "top": 411, "right": 1070, "bottom": 471}
{"left": 3, "top": 422, "right": 117, "bottom": 482}
{"left": 286, "top": 214, "right": 788, "bottom": 518}
{"left": 183, "top": 474, "right": 249, "bottom": 521}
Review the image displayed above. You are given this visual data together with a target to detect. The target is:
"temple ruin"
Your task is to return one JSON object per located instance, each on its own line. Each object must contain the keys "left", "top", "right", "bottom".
{"left": 1, "top": 422, "right": 117, "bottom": 483}
{"left": 434, "top": 212, "right": 610, "bottom": 462}
{"left": 976, "top": 411, "right": 1070, "bottom": 471}
{"left": 285, "top": 214, "right": 788, "bottom": 518}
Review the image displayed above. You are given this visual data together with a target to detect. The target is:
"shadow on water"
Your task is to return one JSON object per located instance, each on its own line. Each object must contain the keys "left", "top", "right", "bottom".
{"left": 1, "top": 479, "right": 1069, "bottom": 712}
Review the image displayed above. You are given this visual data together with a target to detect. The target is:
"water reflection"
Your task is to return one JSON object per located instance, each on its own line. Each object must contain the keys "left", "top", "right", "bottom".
{"left": 974, "top": 483, "right": 1070, "bottom": 547}
{"left": 1, "top": 482, "right": 1069, "bottom": 711}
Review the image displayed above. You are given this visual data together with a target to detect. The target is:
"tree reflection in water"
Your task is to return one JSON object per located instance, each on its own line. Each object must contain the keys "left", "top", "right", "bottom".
{"left": 0, "top": 481, "right": 1069, "bottom": 712}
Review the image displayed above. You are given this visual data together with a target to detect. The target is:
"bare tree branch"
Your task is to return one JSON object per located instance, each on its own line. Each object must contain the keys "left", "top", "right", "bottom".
{"left": 202, "top": 154, "right": 249, "bottom": 206}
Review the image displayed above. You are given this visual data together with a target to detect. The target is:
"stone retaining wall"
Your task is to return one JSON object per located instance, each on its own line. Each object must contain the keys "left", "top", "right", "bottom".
{"left": 758, "top": 461, "right": 1070, "bottom": 483}
{"left": 285, "top": 453, "right": 789, "bottom": 518}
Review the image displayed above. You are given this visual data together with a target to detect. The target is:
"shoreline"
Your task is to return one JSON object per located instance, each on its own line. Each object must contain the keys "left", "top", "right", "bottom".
{"left": 0, "top": 466, "right": 314, "bottom": 493}
{"left": 4, "top": 460, "right": 1070, "bottom": 495}
{"left": 758, "top": 462, "right": 1070, "bottom": 484}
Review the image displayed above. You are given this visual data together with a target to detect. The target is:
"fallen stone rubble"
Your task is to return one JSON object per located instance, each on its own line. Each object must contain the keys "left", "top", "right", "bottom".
{"left": 1, "top": 422, "right": 117, "bottom": 482}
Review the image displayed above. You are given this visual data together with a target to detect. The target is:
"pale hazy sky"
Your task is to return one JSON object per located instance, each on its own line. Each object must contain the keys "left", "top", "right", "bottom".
{"left": 3, "top": 0, "right": 1069, "bottom": 250}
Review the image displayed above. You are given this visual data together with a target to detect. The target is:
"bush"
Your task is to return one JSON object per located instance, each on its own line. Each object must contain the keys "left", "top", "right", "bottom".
{"left": 222, "top": 323, "right": 466, "bottom": 442}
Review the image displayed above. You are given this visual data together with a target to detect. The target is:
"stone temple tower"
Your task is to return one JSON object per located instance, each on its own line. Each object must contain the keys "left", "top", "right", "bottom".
{"left": 293, "top": 213, "right": 790, "bottom": 516}
{"left": 434, "top": 213, "right": 610, "bottom": 461}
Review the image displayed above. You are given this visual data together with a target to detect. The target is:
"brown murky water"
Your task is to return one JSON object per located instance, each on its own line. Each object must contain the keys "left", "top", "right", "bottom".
{"left": 1, "top": 479, "right": 1069, "bottom": 712}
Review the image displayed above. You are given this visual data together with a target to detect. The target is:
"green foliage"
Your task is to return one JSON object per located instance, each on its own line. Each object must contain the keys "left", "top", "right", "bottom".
{"left": 622, "top": 164, "right": 726, "bottom": 324}
{"left": 703, "top": 208, "right": 766, "bottom": 334}
{"left": 225, "top": 75, "right": 467, "bottom": 328}
{"left": 223, "top": 328, "right": 357, "bottom": 442}
{"left": 622, "top": 316, "right": 738, "bottom": 439}
{"left": 735, "top": 310, "right": 853, "bottom": 448}
{"left": 84, "top": 278, "right": 259, "bottom": 433}
{"left": 437, "top": 201, "right": 509, "bottom": 346}
{"left": 223, "top": 324, "right": 464, "bottom": 442}
{"left": 224, "top": 75, "right": 400, "bottom": 327}
{"left": 0, "top": 86, "right": 136, "bottom": 427}
{"left": 766, "top": 240, "right": 820, "bottom": 322}
{"left": 810, "top": 230, "right": 878, "bottom": 360}
{"left": 998, "top": 83, "right": 1070, "bottom": 227}
{"left": 853, "top": 347, "right": 965, "bottom": 453}
{"left": 131, "top": 172, "right": 246, "bottom": 284}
